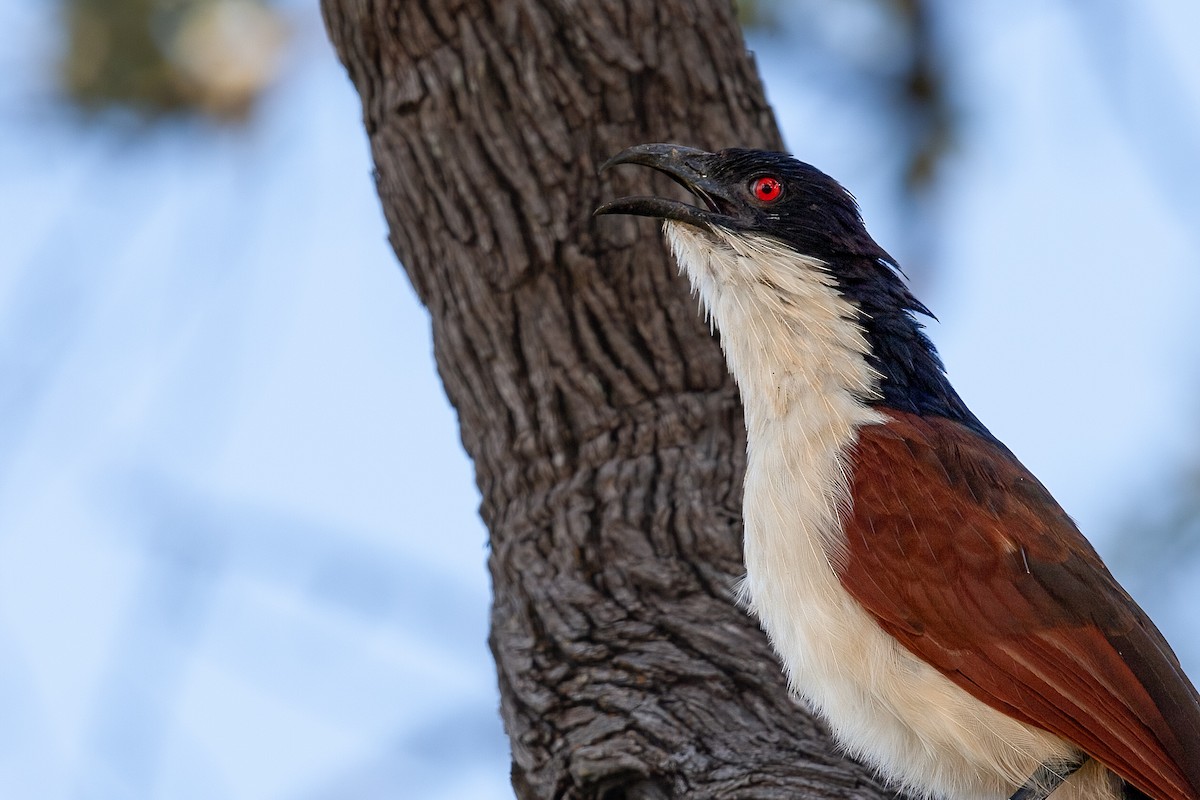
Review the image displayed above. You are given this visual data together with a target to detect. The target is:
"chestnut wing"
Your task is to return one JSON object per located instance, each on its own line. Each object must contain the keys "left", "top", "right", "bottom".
{"left": 841, "top": 412, "right": 1200, "bottom": 800}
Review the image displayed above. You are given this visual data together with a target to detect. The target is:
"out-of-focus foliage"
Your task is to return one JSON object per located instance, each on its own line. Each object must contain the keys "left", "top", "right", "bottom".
{"left": 58, "top": 0, "right": 289, "bottom": 120}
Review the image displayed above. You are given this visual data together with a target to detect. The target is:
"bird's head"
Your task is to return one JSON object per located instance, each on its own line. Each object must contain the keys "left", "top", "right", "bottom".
{"left": 595, "top": 143, "right": 991, "bottom": 438}
{"left": 595, "top": 143, "right": 884, "bottom": 264}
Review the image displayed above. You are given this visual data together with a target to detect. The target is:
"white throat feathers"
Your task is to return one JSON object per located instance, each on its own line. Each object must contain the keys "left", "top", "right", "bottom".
{"left": 665, "top": 223, "right": 882, "bottom": 429}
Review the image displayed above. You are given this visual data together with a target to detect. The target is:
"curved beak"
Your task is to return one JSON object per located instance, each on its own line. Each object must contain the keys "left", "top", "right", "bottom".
{"left": 594, "top": 143, "right": 739, "bottom": 229}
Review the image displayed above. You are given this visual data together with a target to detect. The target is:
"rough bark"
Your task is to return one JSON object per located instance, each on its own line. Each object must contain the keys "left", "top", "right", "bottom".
{"left": 321, "top": 2, "right": 894, "bottom": 798}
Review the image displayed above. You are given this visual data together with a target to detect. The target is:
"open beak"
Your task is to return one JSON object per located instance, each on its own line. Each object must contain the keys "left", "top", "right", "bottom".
{"left": 594, "top": 143, "right": 739, "bottom": 229}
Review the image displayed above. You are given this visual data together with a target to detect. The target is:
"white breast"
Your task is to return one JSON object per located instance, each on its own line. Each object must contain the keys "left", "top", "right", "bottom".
{"left": 664, "top": 223, "right": 1114, "bottom": 800}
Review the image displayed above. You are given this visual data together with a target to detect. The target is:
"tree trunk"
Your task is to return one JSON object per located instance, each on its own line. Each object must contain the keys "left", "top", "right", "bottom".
{"left": 321, "top": 2, "right": 893, "bottom": 797}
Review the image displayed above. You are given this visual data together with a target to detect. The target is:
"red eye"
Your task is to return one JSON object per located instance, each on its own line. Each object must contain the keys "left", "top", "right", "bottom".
{"left": 751, "top": 176, "right": 783, "bottom": 203}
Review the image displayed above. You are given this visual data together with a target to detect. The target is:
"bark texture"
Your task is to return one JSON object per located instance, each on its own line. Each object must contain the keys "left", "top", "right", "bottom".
{"left": 321, "top": 2, "right": 895, "bottom": 798}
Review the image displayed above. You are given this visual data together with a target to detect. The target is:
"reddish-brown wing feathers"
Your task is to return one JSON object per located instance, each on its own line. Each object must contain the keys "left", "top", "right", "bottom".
{"left": 840, "top": 411, "right": 1200, "bottom": 800}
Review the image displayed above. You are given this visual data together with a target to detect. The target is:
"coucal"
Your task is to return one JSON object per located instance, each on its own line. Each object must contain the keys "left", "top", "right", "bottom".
{"left": 596, "top": 144, "right": 1200, "bottom": 800}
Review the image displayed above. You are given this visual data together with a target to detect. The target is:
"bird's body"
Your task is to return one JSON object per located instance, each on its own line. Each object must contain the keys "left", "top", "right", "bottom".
{"left": 597, "top": 145, "right": 1200, "bottom": 800}
{"left": 667, "top": 223, "right": 1088, "bottom": 800}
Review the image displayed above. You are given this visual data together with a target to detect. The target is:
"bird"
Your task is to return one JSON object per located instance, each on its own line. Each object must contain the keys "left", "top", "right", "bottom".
{"left": 595, "top": 144, "right": 1200, "bottom": 800}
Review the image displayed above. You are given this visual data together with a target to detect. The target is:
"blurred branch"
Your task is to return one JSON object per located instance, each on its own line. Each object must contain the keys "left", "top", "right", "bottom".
{"left": 743, "top": 0, "right": 957, "bottom": 195}
{"left": 742, "top": 0, "right": 959, "bottom": 279}
{"left": 891, "top": 0, "right": 953, "bottom": 197}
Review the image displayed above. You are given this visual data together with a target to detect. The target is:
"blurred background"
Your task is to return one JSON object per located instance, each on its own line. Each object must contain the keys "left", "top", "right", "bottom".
{"left": 0, "top": 0, "right": 1198, "bottom": 797}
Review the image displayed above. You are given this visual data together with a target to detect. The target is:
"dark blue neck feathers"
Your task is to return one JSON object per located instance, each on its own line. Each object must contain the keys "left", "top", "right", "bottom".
{"left": 832, "top": 254, "right": 994, "bottom": 441}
